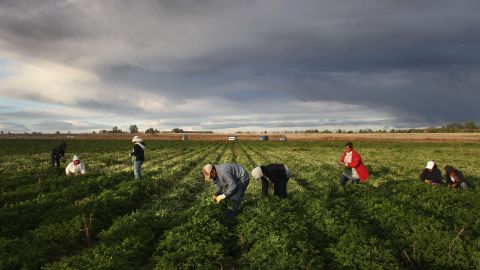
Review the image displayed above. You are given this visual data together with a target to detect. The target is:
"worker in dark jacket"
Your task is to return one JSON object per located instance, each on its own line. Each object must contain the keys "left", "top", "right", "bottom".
{"left": 419, "top": 160, "right": 442, "bottom": 185}
{"left": 130, "top": 136, "right": 145, "bottom": 179}
{"left": 251, "top": 164, "right": 291, "bottom": 198}
{"left": 444, "top": 165, "right": 468, "bottom": 190}
{"left": 203, "top": 163, "right": 250, "bottom": 218}
{"left": 51, "top": 142, "right": 67, "bottom": 167}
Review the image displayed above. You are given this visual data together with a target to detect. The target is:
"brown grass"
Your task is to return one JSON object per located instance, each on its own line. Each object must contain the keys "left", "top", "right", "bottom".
{"left": 1, "top": 132, "right": 480, "bottom": 142}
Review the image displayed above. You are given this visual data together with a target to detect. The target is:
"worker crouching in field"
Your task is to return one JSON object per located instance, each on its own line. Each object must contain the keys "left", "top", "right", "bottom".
{"left": 203, "top": 163, "right": 250, "bottom": 219}
{"left": 444, "top": 165, "right": 468, "bottom": 190}
{"left": 338, "top": 142, "right": 369, "bottom": 186}
{"left": 419, "top": 161, "right": 442, "bottom": 185}
{"left": 251, "top": 164, "right": 291, "bottom": 198}
{"left": 130, "top": 136, "right": 145, "bottom": 179}
{"left": 51, "top": 142, "right": 67, "bottom": 167}
{"left": 65, "top": 155, "right": 86, "bottom": 176}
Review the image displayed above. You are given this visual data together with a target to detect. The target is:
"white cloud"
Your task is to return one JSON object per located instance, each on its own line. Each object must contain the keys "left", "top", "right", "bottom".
{"left": 0, "top": 0, "right": 479, "bottom": 132}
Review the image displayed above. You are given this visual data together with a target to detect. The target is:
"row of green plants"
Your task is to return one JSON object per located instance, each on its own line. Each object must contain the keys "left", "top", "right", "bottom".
{"left": 244, "top": 141, "right": 480, "bottom": 269}
{"left": 151, "top": 142, "right": 237, "bottom": 269}
{"left": 43, "top": 142, "right": 227, "bottom": 269}
{"left": 1, "top": 140, "right": 480, "bottom": 269}
{"left": 0, "top": 141, "right": 219, "bottom": 269}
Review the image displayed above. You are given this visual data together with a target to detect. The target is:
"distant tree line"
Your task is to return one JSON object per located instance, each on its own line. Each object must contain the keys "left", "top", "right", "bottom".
{"left": 2, "top": 121, "right": 478, "bottom": 135}
{"left": 390, "top": 121, "right": 478, "bottom": 133}
{"left": 297, "top": 121, "right": 479, "bottom": 134}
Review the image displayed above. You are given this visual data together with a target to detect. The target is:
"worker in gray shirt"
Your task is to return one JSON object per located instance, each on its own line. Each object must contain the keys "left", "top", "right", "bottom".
{"left": 203, "top": 163, "right": 250, "bottom": 218}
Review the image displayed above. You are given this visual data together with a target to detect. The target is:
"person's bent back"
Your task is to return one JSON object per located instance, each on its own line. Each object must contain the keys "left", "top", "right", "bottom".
{"left": 251, "top": 164, "right": 291, "bottom": 198}
{"left": 420, "top": 161, "right": 442, "bottom": 185}
{"left": 444, "top": 165, "right": 468, "bottom": 190}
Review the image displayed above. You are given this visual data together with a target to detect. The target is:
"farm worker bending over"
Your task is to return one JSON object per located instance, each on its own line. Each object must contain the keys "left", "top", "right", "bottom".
{"left": 51, "top": 142, "right": 67, "bottom": 167}
{"left": 130, "top": 136, "right": 146, "bottom": 179}
{"left": 65, "top": 155, "right": 86, "bottom": 176}
{"left": 203, "top": 163, "right": 250, "bottom": 219}
{"left": 338, "top": 142, "right": 369, "bottom": 186}
{"left": 251, "top": 164, "right": 291, "bottom": 198}
{"left": 419, "top": 161, "right": 442, "bottom": 185}
{"left": 444, "top": 165, "right": 468, "bottom": 190}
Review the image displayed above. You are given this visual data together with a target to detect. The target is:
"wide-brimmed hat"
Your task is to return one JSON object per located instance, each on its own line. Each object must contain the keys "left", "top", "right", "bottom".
{"left": 73, "top": 155, "right": 80, "bottom": 161}
{"left": 132, "top": 136, "right": 144, "bottom": 143}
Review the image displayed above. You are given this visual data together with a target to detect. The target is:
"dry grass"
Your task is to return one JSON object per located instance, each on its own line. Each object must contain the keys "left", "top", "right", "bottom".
{"left": 1, "top": 132, "right": 480, "bottom": 142}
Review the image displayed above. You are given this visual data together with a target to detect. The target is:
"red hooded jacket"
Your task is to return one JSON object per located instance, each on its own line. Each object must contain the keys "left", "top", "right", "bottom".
{"left": 340, "top": 149, "right": 369, "bottom": 182}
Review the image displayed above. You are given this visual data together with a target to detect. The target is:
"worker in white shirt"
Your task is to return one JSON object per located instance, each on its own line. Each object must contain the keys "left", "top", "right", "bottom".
{"left": 65, "top": 155, "right": 86, "bottom": 176}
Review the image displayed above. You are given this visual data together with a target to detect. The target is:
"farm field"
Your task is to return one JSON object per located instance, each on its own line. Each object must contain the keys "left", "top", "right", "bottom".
{"left": 1, "top": 139, "right": 480, "bottom": 269}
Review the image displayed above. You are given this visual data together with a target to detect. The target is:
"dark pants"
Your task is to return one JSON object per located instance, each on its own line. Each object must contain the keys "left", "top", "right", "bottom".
{"left": 262, "top": 175, "right": 289, "bottom": 198}
{"left": 273, "top": 178, "right": 289, "bottom": 198}
{"left": 227, "top": 179, "right": 250, "bottom": 219}
{"left": 339, "top": 173, "right": 359, "bottom": 186}
{"left": 51, "top": 151, "right": 61, "bottom": 167}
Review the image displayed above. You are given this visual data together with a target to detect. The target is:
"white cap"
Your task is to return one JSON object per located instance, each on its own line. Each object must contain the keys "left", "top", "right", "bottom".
{"left": 132, "top": 136, "right": 143, "bottom": 143}
{"left": 73, "top": 155, "right": 80, "bottom": 161}
{"left": 426, "top": 160, "right": 435, "bottom": 169}
{"left": 251, "top": 167, "right": 263, "bottom": 179}
{"left": 203, "top": 164, "right": 213, "bottom": 180}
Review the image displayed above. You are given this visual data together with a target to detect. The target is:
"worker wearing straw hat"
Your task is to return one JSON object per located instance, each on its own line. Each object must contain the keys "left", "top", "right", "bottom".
{"left": 131, "top": 136, "right": 146, "bottom": 179}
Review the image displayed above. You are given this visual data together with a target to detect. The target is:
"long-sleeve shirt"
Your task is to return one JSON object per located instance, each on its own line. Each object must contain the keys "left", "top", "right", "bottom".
{"left": 419, "top": 167, "right": 442, "bottom": 183}
{"left": 65, "top": 162, "right": 86, "bottom": 175}
{"left": 51, "top": 144, "right": 66, "bottom": 158}
{"left": 131, "top": 142, "right": 145, "bottom": 161}
{"left": 444, "top": 166, "right": 466, "bottom": 185}
{"left": 213, "top": 163, "right": 250, "bottom": 198}
{"left": 339, "top": 149, "right": 369, "bottom": 181}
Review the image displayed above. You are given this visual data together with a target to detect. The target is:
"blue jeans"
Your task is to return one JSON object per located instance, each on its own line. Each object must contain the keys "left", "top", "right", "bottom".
{"left": 133, "top": 160, "right": 143, "bottom": 179}
{"left": 227, "top": 179, "right": 250, "bottom": 219}
{"left": 339, "top": 173, "right": 359, "bottom": 186}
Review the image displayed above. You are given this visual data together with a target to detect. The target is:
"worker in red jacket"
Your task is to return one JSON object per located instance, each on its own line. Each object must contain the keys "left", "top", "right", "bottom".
{"left": 338, "top": 142, "right": 369, "bottom": 186}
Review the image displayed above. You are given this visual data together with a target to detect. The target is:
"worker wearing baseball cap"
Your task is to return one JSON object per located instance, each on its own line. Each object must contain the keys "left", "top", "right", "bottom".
{"left": 419, "top": 160, "right": 442, "bottom": 185}
{"left": 203, "top": 163, "right": 250, "bottom": 218}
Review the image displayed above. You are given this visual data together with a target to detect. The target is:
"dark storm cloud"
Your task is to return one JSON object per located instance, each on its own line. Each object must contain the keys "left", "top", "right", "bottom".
{"left": 1, "top": 0, "right": 479, "bottom": 130}
{"left": 193, "top": 118, "right": 395, "bottom": 131}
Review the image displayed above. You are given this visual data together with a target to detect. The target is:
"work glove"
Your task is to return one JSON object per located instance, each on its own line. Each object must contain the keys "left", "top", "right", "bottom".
{"left": 213, "top": 194, "right": 226, "bottom": 204}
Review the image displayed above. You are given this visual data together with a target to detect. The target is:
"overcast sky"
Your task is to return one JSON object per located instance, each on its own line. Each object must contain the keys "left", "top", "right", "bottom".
{"left": 1, "top": 0, "right": 479, "bottom": 133}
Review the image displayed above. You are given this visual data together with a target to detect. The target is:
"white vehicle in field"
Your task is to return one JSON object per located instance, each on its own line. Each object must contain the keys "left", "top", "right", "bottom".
{"left": 228, "top": 135, "right": 238, "bottom": 141}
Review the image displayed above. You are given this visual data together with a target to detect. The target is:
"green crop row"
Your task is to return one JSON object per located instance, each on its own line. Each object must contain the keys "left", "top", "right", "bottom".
{"left": 1, "top": 140, "right": 479, "bottom": 269}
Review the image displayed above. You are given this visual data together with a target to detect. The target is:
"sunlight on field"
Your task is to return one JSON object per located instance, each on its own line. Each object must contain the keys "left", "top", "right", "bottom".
{"left": 1, "top": 140, "right": 479, "bottom": 269}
